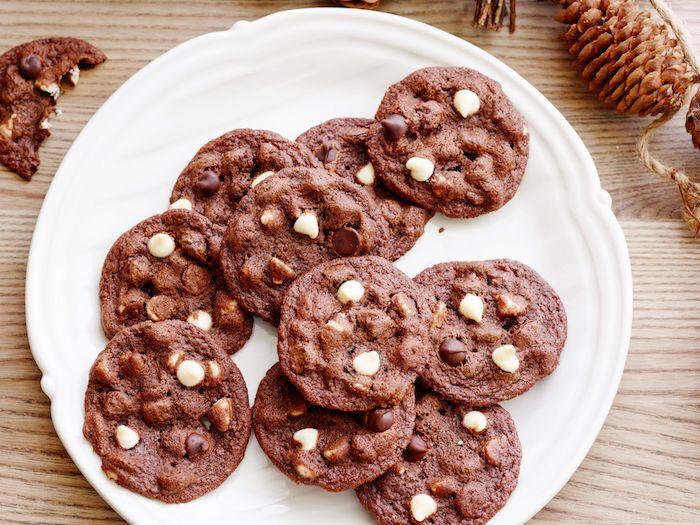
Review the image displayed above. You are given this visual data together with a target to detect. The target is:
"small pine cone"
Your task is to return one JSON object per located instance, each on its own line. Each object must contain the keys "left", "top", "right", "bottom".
{"left": 335, "top": 0, "right": 381, "bottom": 8}
{"left": 554, "top": 0, "right": 694, "bottom": 116}
{"left": 686, "top": 89, "right": 700, "bottom": 149}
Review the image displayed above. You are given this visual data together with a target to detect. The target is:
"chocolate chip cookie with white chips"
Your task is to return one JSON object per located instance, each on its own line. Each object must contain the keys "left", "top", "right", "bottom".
{"left": 219, "top": 167, "right": 393, "bottom": 325}
{"left": 253, "top": 364, "right": 415, "bottom": 492}
{"left": 414, "top": 260, "right": 567, "bottom": 406}
{"left": 0, "top": 38, "right": 106, "bottom": 180}
{"left": 278, "top": 256, "right": 431, "bottom": 411}
{"left": 367, "top": 67, "right": 529, "bottom": 218}
{"left": 83, "top": 320, "right": 251, "bottom": 503}
{"left": 296, "top": 118, "right": 432, "bottom": 260}
{"left": 100, "top": 208, "right": 252, "bottom": 355}
{"left": 356, "top": 394, "right": 521, "bottom": 525}
{"left": 169, "top": 128, "right": 321, "bottom": 229}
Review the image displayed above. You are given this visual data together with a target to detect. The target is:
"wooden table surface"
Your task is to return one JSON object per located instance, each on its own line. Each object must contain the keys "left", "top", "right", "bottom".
{"left": 1, "top": 1, "right": 699, "bottom": 523}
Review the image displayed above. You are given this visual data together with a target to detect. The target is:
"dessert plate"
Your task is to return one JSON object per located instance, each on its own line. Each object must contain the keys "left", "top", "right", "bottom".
{"left": 25, "top": 7, "right": 632, "bottom": 525}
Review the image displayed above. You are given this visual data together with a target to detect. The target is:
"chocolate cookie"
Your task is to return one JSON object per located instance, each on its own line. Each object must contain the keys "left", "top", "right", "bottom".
{"left": 83, "top": 320, "right": 251, "bottom": 503}
{"left": 100, "top": 209, "right": 252, "bottom": 355}
{"left": 169, "top": 128, "right": 320, "bottom": 228}
{"left": 367, "top": 67, "right": 529, "bottom": 218}
{"left": 0, "top": 38, "right": 106, "bottom": 180}
{"left": 296, "top": 118, "right": 432, "bottom": 260}
{"left": 278, "top": 256, "right": 431, "bottom": 411}
{"left": 253, "top": 364, "right": 415, "bottom": 492}
{"left": 414, "top": 260, "right": 567, "bottom": 406}
{"left": 356, "top": 394, "right": 521, "bottom": 525}
{"left": 219, "top": 167, "right": 393, "bottom": 325}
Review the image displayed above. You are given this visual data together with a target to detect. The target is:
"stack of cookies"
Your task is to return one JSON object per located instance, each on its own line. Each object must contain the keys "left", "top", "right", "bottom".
{"left": 83, "top": 66, "right": 567, "bottom": 524}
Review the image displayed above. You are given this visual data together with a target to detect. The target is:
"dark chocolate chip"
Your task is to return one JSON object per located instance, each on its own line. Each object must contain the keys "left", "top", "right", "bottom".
{"left": 195, "top": 171, "right": 221, "bottom": 196}
{"left": 332, "top": 227, "right": 360, "bottom": 256}
{"left": 185, "top": 432, "right": 210, "bottom": 458}
{"left": 366, "top": 408, "right": 394, "bottom": 432}
{"left": 380, "top": 114, "right": 407, "bottom": 141}
{"left": 19, "top": 54, "right": 42, "bottom": 80}
{"left": 439, "top": 338, "right": 467, "bottom": 367}
{"left": 403, "top": 434, "right": 428, "bottom": 462}
{"left": 315, "top": 142, "right": 337, "bottom": 164}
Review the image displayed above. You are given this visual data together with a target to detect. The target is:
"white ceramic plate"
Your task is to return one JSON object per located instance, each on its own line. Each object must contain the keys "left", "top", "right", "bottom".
{"left": 25, "top": 7, "right": 632, "bottom": 525}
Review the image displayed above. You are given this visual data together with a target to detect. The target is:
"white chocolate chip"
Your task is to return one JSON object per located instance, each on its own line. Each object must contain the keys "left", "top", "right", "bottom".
{"left": 166, "top": 350, "right": 184, "bottom": 373}
{"left": 40, "top": 118, "right": 52, "bottom": 130}
{"left": 145, "top": 298, "right": 161, "bottom": 321}
{"left": 355, "top": 162, "right": 375, "bottom": 185}
{"left": 147, "top": 233, "right": 175, "bottom": 258}
{"left": 69, "top": 65, "right": 80, "bottom": 86}
{"left": 207, "top": 361, "right": 221, "bottom": 382}
{"left": 0, "top": 113, "right": 17, "bottom": 139}
{"left": 337, "top": 280, "right": 365, "bottom": 304}
{"left": 352, "top": 351, "right": 380, "bottom": 376}
{"left": 453, "top": 89, "right": 481, "bottom": 118}
{"left": 37, "top": 82, "right": 60, "bottom": 100}
{"left": 462, "top": 411, "right": 488, "bottom": 433}
{"left": 292, "top": 428, "right": 319, "bottom": 451}
{"left": 492, "top": 344, "right": 520, "bottom": 373}
{"left": 260, "top": 209, "right": 275, "bottom": 225}
{"left": 187, "top": 310, "right": 213, "bottom": 331}
{"left": 169, "top": 198, "right": 192, "bottom": 210}
{"left": 251, "top": 170, "right": 275, "bottom": 187}
{"left": 176, "top": 360, "right": 205, "bottom": 387}
{"left": 105, "top": 470, "right": 119, "bottom": 481}
{"left": 115, "top": 425, "right": 139, "bottom": 450}
{"left": 459, "top": 293, "right": 483, "bottom": 323}
{"left": 410, "top": 494, "right": 438, "bottom": 522}
{"left": 293, "top": 212, "right": 319, "bottom": 239}
{"left": 296, "top": 464, "right": 316, "bottom": 478}
{"left": 406, "top": 157, "right": 434, "bottom": 182}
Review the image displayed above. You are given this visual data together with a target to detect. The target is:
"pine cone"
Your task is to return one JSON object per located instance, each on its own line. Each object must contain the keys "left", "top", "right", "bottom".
{"left": 554, "top": 0, "right": 694, "bottom": 116}
{"left": 335, "top": 0, "right": 381, "bottom": 8}
{"left": 686, "top": 89, "right": 700, "bottom": 149}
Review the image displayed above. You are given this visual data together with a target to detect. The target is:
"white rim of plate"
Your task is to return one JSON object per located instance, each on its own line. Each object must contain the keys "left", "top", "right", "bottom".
{"left": 25, "top": 7, "right": 633, "bottom": 524}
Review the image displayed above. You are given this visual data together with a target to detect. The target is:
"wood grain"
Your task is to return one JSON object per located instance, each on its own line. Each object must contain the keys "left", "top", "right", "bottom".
{"left": 0, "top": 1, "right": 699, "bottom": 523}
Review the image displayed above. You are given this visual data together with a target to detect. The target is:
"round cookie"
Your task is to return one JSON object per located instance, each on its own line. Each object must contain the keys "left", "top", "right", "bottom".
{"left": 296, "top": 118, "right": 432, "bottom": 260}
{"left": 253, "top": 364, "right": 415, "bottom": 492}
{"left": 278, "top": 255, "right": 431, "bottom": 411}
{"left": 83, "top": 320, "right": 252, "bottom": 503}
{"left": 169, "top": 128, "right": 320, "bottom": 228}
{"left": 100, "top": 209, "right": 252, "bottom": 355}
{"left": 356, "top": 394, "right": 521, "bottom": 525}
{"left": 414, "top": 259, "right": 567, "bottom": 406}
{"left": 219, "top": 167, "right": 393, "bottom": 325}
{"left": 367, "top": 67, "right": 529, "bottom": 218}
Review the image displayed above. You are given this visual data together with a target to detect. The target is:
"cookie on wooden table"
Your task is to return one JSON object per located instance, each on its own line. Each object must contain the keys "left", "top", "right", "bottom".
{"left": 356, "top": 394, "right": 521, "bottom": 525}
{"left": 278, "top": 255, "right": 431, "bottom": 411}
{"left": 83, "top": 320, "right": 251, "bottom": 503}
{"left": 414, "top": 259, "right": 567, "bottom": 406}
{"left": 296, "top": 117, "right": 432, "bottom": 260}
{"left": 0, "top": 37, "right": 106, "bottom": 180}
{"left": 100, "top": 208, "right": 252, "bottom": 355}
{"left": 253, "top": 364, "right": 415, "bottom": 492}
{"left": 367, "top": 67, "right": 529, "bottom": 218}
{"left": 219, "top": 167, "right": 393, "bottom": 325}
{"left": 169, "top": 128, "right": 320, "bottom": 229}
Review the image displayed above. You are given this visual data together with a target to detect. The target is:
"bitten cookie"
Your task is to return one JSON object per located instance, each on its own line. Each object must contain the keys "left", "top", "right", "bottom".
{"left": 169, "top": 128, "right": 320, "bottom": 228}
{"left": 0, "top": 38, "right": 106, "bottom": 180}
{"left": 278, "top": 256, "right": 431, "bottom": 411}
{"left": 296, "top": 118, "right": 432, "bottom": 260}
{"left": 100, "top": 209, "right": 252, "bottom": 355}
{"left": 367, "top": 67, "right": 529, "bottom": 218}
{"left": 356, "top": 394, "right": 521, "bottom": 525}
{"left": 414, "top": 260, "right": 567, "bottom": 405}
{"left": 253, "top": 364, "right": 415, "bottom": 492}
{"left": 83, "top": 320, "right": 251, "bottom": 503}
{"left": 219, "top": 167, "right": 392, "bottom": 325}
